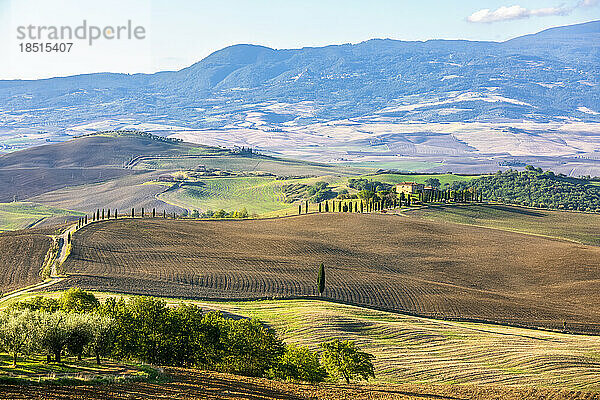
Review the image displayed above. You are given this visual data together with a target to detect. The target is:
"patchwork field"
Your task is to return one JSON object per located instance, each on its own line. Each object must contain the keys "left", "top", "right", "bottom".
{"left": 409, "top": 204, "right": 600, "bottom": 246}
{"left": 133, "top": 153, "right": 364, "bottom": 176}
{"left": 60, "top": 213, "right": 600, "bottom": 333}
{"left": 0, "top": 229, "right": 52, "bottom": 293}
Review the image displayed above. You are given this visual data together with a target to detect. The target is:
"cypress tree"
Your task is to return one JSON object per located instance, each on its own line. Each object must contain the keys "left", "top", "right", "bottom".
{"left": 319, "top": 203, "right": 322, "bottom": 213}
{"left": 141, "top": 208, "right": 145, "bottom": 218}
{"left": 317, "top": 263, "right": 325, "bottom": 295}
{"left": 305, "top": 200, "right": 309, "bottom": 214}
{"left": 360, "top": 201, "right": 364, "bottom": 213}
{"left": 107, "top": 209, "right": 111, "bottom": 219}
{"left": 163, "top": 210, "right": 166, "bottom": 218}
{"left": 132, "top": 208, "right": 135, "bottom": 218}
{"left": 298, "top": 204, "right": 302, "bottom": 215}
{"left": 153, "top": 208, "right": 156, "bottom": 218}
{"left": 67, "top": 232, "right": 71, "bottom": 244}
{"left": 115, "top": 209, "right": 118, "bottom": 219}
{"left": 102, "top": 209, "right": 105, "bottom": 219}
{"left": 85, "top": 215, "right": 88, "bottom": 224}
{"left": 325, "top": 201, "right": 329, "bottom": 212}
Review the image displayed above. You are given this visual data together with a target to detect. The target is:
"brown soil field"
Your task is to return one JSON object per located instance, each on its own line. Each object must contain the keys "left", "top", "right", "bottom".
{"left": 0, "top": 134, "right": 208, "bottom": 169}
{"left": 0, "top": 168, "right": 134, "bottom": 203}
{"left": 0, "top": 230, "right": 51, "bottom": 293}
{"left": 31, "top": 172, "right": 186, "bottom": 214}
{"left": 1, "top": 368, "right": 598, "bottom": 400}
{"left": 60, "top": 213, "right": 600, "bottom": 333}
{"left": 0, "top": 133, "right": 217, "bottom": 203}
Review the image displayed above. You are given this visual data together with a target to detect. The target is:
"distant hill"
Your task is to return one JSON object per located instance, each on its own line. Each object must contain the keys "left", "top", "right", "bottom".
{"left": 0, "top": 20, "right": 598, "bottom": 131}
{"left": 1, "top": 21, "right": 599, "bottom": 175}
{"left": 0, "top": 132, "right": 217, "bottom": 203}
{"left": 0, "top": 132, "right": 207, "bottom": 169}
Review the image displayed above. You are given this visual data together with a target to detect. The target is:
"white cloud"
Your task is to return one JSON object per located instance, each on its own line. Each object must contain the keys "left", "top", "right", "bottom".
{"left": 579, "top": 0, "right": 599, "bottom": 6}
{"left": 467, "top": 5, "right": 571, "bottom": 23}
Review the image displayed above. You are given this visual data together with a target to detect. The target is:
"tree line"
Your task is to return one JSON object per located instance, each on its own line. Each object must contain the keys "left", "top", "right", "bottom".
{"left": 451, "top": 166, "right": 600, "bottom": 211}
{"left": 0, "top": 289, "right": 374, "bottom": 384}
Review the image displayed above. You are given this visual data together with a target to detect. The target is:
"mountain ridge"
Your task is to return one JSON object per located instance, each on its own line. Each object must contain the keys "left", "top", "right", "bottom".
{"left": 1, "top": 20, "right": 599, "bottom": 174}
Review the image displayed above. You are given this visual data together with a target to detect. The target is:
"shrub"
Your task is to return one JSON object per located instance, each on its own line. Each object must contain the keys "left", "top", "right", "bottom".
{"left": 270, "top": 344, "right": 327, "bottom": 382}
{"left": 320, "top": 339, "right": 375, "bottom": 384}
{"left": 59, "top": 288, "right": 99, "bottom": 313}
{"left": 217, "top": 317, "right": 285, "bottom": 377}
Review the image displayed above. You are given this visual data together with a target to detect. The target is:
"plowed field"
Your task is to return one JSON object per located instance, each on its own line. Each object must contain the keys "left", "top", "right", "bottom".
{"left": 0, "top": 230, "right": 52, "bottom": 293}
{"left": 61, "top": 213, "right": 600, "bottom": 333}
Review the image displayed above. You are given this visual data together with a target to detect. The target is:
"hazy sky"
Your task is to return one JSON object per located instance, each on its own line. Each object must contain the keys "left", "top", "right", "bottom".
{"left": 0, "top": 0, "right": 599, "bottom": 80}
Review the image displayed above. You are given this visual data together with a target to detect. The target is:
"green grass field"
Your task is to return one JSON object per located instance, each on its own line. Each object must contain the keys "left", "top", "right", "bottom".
{"left": 195, "top": 299, "right": 600, "bottom": 390}
{"left": 366, "top": 173, "right": 480, "bottom": 186}
{"left": 158, "top": 176, "right": 350, "bottom": 216}
{"left": 409, "top": 203, "right": 600, "bottom": 246}
{"left": 159, "top": 177, "right": 293, "bottom": 215}
{"left": 0, "top": 202, "right": 83, "bottom": 232}
{"left": 6, "top": 292, "right": 599, "bottom": 390}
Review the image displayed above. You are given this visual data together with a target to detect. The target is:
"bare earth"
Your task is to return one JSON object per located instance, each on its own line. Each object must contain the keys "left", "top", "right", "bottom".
{"left": 59, "top": 213, "right": 600, "bottom": 333}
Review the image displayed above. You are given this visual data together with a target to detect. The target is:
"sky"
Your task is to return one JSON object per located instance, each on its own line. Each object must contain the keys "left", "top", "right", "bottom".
{"left": 0, "top": 0, "right": 598, "bottom": 80}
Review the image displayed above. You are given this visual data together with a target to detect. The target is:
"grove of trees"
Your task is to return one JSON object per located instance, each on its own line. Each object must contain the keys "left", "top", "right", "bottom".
{"left": 452, "top": 167, "right": 600, "bottom": 211}
{"left": 0, "top": 289, "right": 375, "bottom": 384}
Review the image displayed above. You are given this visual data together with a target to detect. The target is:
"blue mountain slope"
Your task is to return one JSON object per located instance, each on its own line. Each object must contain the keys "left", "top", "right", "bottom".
{"left": 0, "top": 20, "right": 598, "bottom": 134}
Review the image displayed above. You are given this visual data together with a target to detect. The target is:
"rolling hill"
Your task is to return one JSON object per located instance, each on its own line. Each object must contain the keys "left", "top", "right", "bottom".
{"left": 58, "top": 212, "right": 600, "bottom": 334}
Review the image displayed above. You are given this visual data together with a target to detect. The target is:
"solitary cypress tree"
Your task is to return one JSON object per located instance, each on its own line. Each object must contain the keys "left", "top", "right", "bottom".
{"left": 317, "top": 263, "right": 325, "bottom": 295}
{"left": 132, "top": 208, "right": 135, "bottom": 218}
{"left": 152, "top": 208, "right": 156, "bottom": 218}
{"left": 163, "top": 210, "right": 166, "bottom": 218}
{"left": 67, "top": 232, "right": 71, "bottom": 244}
{"left": 298, "top": 204, "right": 302, "bottom": 215}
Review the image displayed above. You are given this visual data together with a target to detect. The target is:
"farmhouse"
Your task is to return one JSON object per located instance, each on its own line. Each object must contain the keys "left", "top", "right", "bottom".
{"left": 396, "top": 182, "right": 425, "bottom": 194}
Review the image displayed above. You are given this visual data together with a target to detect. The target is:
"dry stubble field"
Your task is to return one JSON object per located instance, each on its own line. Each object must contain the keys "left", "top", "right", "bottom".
{"left": 60, "top": 213, "right": 600, "bottom": 333}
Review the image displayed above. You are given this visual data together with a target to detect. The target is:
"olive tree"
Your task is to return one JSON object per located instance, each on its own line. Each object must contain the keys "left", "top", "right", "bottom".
{"left": 0, "top": 309, "right": 37, "bottom": 366}
{"left": 87, "top": 314, "right": 116, "bottom": 365}
{"left": 64, "top": 313, "right": 92, "bottom": 360}
{"left": 37, "top": 311, "right": 69, "bottom": 363}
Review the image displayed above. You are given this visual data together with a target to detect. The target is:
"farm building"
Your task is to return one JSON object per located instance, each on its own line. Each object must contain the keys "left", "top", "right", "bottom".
{"left": 396, "top": 182, "right": 425, "bottom": 194}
